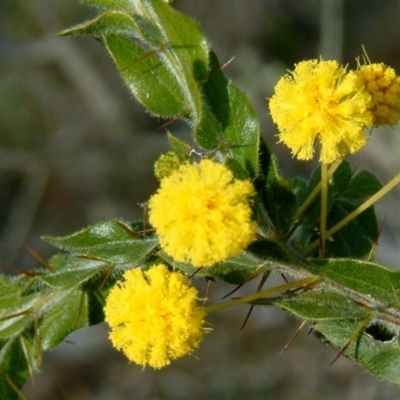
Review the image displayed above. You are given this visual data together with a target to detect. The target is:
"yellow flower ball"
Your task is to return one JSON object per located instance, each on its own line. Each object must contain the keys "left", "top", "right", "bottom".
{"left": 355, "top": 63, "right": 400, "bottom": 126}
{"left": 104, "top": 265, "right": 205, "bottom": 369}
{"left": 148, "top": 159, "right": 257, "bottom": 267}
{"left": 269, "top": 59, "right": 373, "bottom": 164}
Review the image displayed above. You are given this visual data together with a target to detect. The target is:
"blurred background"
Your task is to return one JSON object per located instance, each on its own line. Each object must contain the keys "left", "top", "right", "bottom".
{"left": 1, "top": 0, "right": 400, "bottom": 399}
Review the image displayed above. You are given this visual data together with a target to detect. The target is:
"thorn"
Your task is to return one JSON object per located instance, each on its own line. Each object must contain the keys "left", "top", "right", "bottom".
{"left": 391, "top": 282, "right": 400, "bottom": 303}
{"left": 138, "top": 227, "right": 156, "bottom": 236}
{"left": 290, "top": 278, "right": 320, "bottom": 294}
{"left": 222, "top": 267, "right": 267, "bottom": 299}
{"left": 330, "top": 314, "right": 372, "bottom": 365}
{"left": 120, "top": 41, "right": 171, "bottom": 72}
{"left": 202, "top": 55, "right": 236, "bottom": 83}
{"left": 0, "top": 310, "right": 31, "bottom": 323}
{"left": 240, "top": 270, "right": 271, "bottom": 330}
{"left": 219, "top": 55, "right": 236, "bottom": 71}
{"left": 203, "top": 279, "right": 213, "bottom": 306}
{"left": 115, "top": 221, "right": 140, "bottom": 239}
{"left": 93, "top": 36, "right": 104, "bottom": 46}
{"left": 93, "top": 290, "right": 105, "bottom": 308}
{"left": 13, "top": 269, "right": 37, "bottom": 277}
{"left": 142, "top": 203, "right": 148, "bottom": 239}
{"left": 280, "top": 320, "right": 308, "bottom": 355}
{"left": 157, "top": 108, "right": 191, "bottom": 130}
{"left": 23, "top": 244, "right": 54, "bottom": 272}
{"left": 74, "top": 290, "right": 86, "bottom": 330}
{"left": 222, "top": 282, "right": 246, "bottom": 300}
{"left": 240, "top": 305, "right": 254, "bottom": 330}
{"left": 3, "top": 373, "right": 27, "bottom": 400}
{"left": 96, "top": 265, "right": 114, "bottom": 294}
{"left": 189, "top": 267, "right": 201, "bottom": 279}
{"left": 33, "top": 313, "right": 41, "bottom": 365}
{"left": 20, "top": 336, "right": 35, "bottom": 386}
{"left": 280, "top": 273, "right": 288, "bottom": 283}
{"left": 368, "top": 212, "right": 386, "bottom": 260}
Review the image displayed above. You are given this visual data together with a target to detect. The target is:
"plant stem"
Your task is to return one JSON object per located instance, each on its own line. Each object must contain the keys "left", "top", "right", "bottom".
{"left": 205, "top": 277, "right": 318, "bottom": 314}
{"left": 319, "top": 163, "right": 328, "bottom": 257}
{"left": 304, "top": 169, "right": 400, "bottom": 255}
{"left": 293, "top": 160, "right": 341, "bottom": 222}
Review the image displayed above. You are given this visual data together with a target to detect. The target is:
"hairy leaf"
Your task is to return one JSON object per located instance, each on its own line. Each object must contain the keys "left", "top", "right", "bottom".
{"left": 43, "top": 220, "right": 158, "bottom": 264}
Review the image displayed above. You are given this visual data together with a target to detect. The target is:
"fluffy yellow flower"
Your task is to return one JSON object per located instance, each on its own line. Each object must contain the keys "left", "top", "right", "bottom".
{"left": 148, "top": 159, "right": 257, "bottom": 267}
{"left": 355, "top": 63, "right": 400, "bottom": 126}
{"left": 269, "top": 59, "right": 373, "bottom": 164}
{"left": 104, "top": 264, "right": 205, "bottom": 369}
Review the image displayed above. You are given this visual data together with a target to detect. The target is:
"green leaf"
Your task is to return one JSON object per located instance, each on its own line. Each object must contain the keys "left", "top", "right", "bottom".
{"left": 81, "top": 0, "right": 134, "bottom": 13}
{"left": 324, "top": 167, "right": 382, "bottom": 258}
{"left": 104, "top": 35, "right": 188, "bottom": 117}
{"left": 299, "top": 164, "right": 338, "bottom": 236}
{"left": 254, "top": 257, "right": 400, "bottom": 386}
{"left": 176, "top": 239, "right": 305, "bottom": 285}
{"left": 59, "top": 11, "right": 140, "bottom": 37}
{"left": 158, "top": 241, "right": 285, "bottom": 285}
{"left": 0, "top": 280, "right": 90, "bottom": 398}
{"left": 200, "top": 51, "right": 260, "bottom": 176}
{"left": 315, "top": 319, "right": 400, "bottom": 387}
{"left": 43, "top": 220, "right": 158, "bottom": 264}
{"left": 0, "top": 277, "right": 42, "bottom": 339}
{"left": 313, "top": 258, "right": 400, "bottom": 307}
{"left": 61, "top": 0, "right": 210, "bottom": 124}
{"left": 299, "top": 162, "right": 381, "bottom": 258}
{"left": 60, "top": 8, "right": 193, "bottom": 116}
{"left": 270, "top": 290, "right": 368, "bottom": 321}
{"left": 39, "top": 289, "right": 89, "bottom": 351}
{"left": 0, "top": 337, "right": 34, "bottom": 400}
{"left": 41, "top": 254, "right": 110, "bottom": 290}
{"left": 246, "top": 239, "right": 302, "bottom": 266}
{"left": 203, "top": 251, "right": 267, "bottom": 285}
{"left": 221, "top": 84, "right": 260, "bottom": 176}
{"left": 167, "top": 131, "right": 191, "bottom": 157}
{"left": 164, "top": 253, "right": 264, "bottom": 286}
{"left": 325, "top": 203, "right": 378, "bottom": 258}
{"left": 60, "top": 2, "right": 260, "bottom": 176}
{"left": 0, "top": 252, "right": 118, "bottom": 397}
{"left": 300, "top": 161, "right": 351, "bottom": 228}
{"left": 257, "top": 138, "right": 297, "bottom": 235}
{"left": 340, "top": 169, "right": 383, "bottom": 201}
{"left": 225, "top": 157, "right": 251, "bottom": 180}
{"left": 329, "top": 160, "right": 353, "bottom": 194}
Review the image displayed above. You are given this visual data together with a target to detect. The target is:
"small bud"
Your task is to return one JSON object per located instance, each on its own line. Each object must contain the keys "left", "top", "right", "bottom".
{"left": 154, "top": 151, "right": 192, "bottom": 180}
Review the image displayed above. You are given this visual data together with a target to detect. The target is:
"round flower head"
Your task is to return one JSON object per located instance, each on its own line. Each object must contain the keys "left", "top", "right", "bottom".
{"left": 104, "top": 264, "right": 205, "bottom": 369}
{"left": 148, "top": 159, "right": 257, "bottom": 267}
{"left": 269, "top": 59, "right": 373, "bottom": 164}
{"left": 355, "top": 63, "right": 400, "bottom": 126}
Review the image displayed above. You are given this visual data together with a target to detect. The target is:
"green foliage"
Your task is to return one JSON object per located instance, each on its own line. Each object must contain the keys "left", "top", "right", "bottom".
{"left": 60, "top": 0, "right": 259, "bottom": 177}
{"left": 1, "top": 0, "right": 400, "bottom": 395}
{"left": 298, "top": 162, "right": 381, "bottom": 258}
{"left": 258, "top": 138, "right": 298, "bottom": 235}
{"left": 44, "top": 220, "right": 158, "bottom": 264}
{"left": 0, "top": 272, "right": 94, "bottom": 399}
{"left": 254, "top": 257, "right": 400, "bottom": 386}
